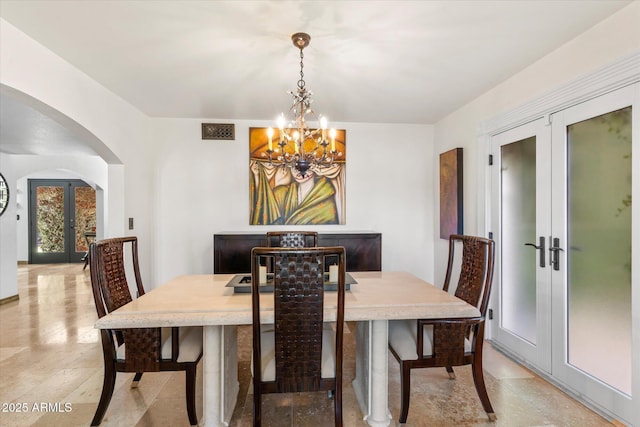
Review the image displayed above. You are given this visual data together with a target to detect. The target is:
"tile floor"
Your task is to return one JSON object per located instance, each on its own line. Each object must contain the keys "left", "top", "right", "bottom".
{"left": 0, "top": 263, "right": 614, "bottom": 426}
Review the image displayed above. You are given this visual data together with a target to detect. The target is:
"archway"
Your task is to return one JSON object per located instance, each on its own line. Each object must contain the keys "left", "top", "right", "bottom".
{"left": 0, "top": 85, "right": 122, "bottom": 300}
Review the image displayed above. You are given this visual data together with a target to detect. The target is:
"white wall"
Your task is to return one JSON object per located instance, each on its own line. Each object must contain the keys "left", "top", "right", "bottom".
{"left": 432, "top": 1, "right": 640, "bottom": 286}
{"left": 0, "top": 153, "right": 17, "bottom": 299}
{"left": 0, "top": 17, "right": 435, "bottom": 299}
{"left": 3, "top": 2, "right": 638, "bottom": 299}
{"left": 152, "top": 118, "right": 435, "bottom": 285}
{"left": 432, "top": 4, "right": 639, "bottom": 425}
{"left": 0, "top": 19, "right": 153, "bottom": 297}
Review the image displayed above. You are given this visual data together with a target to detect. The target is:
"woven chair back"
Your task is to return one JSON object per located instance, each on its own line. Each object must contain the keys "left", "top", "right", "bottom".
{"left": 444, "top": 234, "right": 495, "bottom": 316}
{"left": 251, "top": 246, "right": 345, "bottom": 393}
{"left": 266, "top": 231, "right": 318, "bottom": 248}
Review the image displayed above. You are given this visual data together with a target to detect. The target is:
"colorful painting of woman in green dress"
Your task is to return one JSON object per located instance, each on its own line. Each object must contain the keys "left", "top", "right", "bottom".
{"left": 249, "top": 127, "right": 346, "bottom": 225}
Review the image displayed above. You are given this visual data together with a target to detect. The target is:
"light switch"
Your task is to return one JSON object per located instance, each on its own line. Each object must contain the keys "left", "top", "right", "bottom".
{"left": 128, "top": 217, "right": 134, "bottom": 230}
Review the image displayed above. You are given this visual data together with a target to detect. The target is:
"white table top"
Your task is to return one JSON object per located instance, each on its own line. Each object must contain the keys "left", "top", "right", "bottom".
{"left": 94, "top": 271, "right": 480, "bottom": 329}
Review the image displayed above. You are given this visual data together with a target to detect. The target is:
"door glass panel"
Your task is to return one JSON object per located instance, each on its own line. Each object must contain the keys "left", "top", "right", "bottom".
{"left": 501, "top": 136, "right": 537, "bottom": 344}
{"left": 567, "top": 106, "right": 631, "bottom": 395}
{"left": 36, "top": 186, "right": 65, "bottom": 253}
{"left": 74, "top": 186, "right": 96, "bottom": 252}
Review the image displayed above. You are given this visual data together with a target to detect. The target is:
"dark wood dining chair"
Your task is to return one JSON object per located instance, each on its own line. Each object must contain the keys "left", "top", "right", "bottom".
{"left": 88, "top": 236, "right": 203, "bottom": 426}
{"left": 250, "top": 246, "right": 346, "bottom": 427}
{"left": 388, "top": 234, "right": 496, "bottom": 423}
{"left": 266, "top": 231, "right": 318, "bottom": 248}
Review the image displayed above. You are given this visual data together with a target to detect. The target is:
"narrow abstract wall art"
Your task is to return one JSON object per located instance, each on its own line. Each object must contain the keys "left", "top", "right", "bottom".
{"left": 440, "top": 148, "right": 463, "bottom": 239}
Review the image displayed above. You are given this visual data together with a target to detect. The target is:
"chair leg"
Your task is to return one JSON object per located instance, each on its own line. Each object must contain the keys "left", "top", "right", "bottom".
{"left": 91, "top": 361, "right": 116, "bottom": 426}
{"left": 399, "top": 363, "right": 411, "bottom": 424}
{"left": 471, "top": 356, "right": 497, "bottom": 421}
{"left": 445, "top": 366, "right": 456, "bottom": 379}
{"left": 334, "top": 385, "right": 343, "bottom": 427}
{"left": 186, "top": 364, "right": 198, "bottom": 426}
{"left": 253, "top": 386, "right": 261, "bottom": 427}
{"left": 131, "top": 372, "right": 143, "bottom": 388}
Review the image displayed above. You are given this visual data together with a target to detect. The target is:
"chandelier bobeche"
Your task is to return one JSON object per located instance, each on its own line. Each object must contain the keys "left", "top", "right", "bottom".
{"left": 264, "top": 32, "right": 338, "bottom": 177}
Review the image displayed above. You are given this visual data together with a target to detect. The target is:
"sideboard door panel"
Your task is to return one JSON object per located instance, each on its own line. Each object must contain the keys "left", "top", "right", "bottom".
{"left": 214, "top": 235, "right": 266, "bottom": 274}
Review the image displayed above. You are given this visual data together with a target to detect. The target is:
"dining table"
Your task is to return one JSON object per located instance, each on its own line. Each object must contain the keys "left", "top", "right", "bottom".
{"left": 94, "top": 271, "right": 481, "bottom": 427}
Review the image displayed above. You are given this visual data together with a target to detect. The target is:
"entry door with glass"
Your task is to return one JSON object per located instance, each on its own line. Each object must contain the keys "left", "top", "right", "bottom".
{"left": 549, "top": 86, "right": 633, "bottom": 422}
{"left": 490, "top": 117, "right": 553, "bottom": 373}
{"left": 29, "top": 179, "right": 96, "bottom": 264}
{"left": 491, "top": 84, "right": 635, "bottom": 423}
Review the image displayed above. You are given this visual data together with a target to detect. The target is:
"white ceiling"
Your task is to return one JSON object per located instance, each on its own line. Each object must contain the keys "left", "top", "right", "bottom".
{"left": 0, "top": 0, "right": 632, "bottom": 156}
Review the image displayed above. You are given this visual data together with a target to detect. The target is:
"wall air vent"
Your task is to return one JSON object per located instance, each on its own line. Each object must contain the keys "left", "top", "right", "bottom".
{"left": 201, "top": 123, "right": 235, "bottom": 140}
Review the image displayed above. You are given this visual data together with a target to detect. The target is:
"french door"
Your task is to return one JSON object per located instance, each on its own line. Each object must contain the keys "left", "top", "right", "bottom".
{"left": 491, "top": 84, "right": 635, "bottom": 422}
{"left": 490, "top": 117, "right": 553, "bottom": 372}
{"left": 28, "top": 179, "right": 96, "bottom": 264}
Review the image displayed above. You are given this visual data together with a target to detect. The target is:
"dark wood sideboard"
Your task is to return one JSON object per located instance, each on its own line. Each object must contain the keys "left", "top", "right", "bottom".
{"left": 214, "top": 232, "right": 382, "bottom": 274}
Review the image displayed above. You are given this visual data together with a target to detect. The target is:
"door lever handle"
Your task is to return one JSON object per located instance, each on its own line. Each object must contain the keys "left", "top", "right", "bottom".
{"left": 524, "top": 236, "right": 545, "bottom": 268}
{"left": 549, "top": 237, "right": 563, "bottom": 271}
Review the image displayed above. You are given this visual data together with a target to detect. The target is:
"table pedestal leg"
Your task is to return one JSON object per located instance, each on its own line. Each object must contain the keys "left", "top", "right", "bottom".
{"left": 202, "top": 325, "right": 238, "bottom": 427}
{"left": 352, "top": 320, "right": 392, "bottom": 427}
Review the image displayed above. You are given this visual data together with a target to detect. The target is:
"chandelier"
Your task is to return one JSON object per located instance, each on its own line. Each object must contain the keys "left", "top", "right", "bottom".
{"left": 264, "top": 32, "right": 338, "bottom": 177}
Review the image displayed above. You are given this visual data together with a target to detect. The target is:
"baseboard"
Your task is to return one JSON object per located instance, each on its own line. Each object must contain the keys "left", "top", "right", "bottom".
{"left": 0, "top": 294, "right": 19, "bottom": 305}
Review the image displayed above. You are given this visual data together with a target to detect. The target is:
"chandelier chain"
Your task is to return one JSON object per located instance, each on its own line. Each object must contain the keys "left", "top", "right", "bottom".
{"left": 298, "top": 48, "right": 305, "bottom": 90}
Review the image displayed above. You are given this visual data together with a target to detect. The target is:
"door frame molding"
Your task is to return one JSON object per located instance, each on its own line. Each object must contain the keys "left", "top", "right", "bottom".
{"left": 477, "top": 52, "right": 639, "bottom": 425}
{"left": 478, "top": 52, "right": 639, "bottom": 137}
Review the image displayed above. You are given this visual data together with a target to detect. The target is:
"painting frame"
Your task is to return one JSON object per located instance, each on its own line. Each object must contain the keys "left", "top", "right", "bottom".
{"left": 439, "top": 148, "right": 463, "bottom": 239}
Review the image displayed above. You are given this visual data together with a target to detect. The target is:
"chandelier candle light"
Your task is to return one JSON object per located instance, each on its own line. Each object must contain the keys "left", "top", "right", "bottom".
{"left": 264, "top": 32, "right": 339, "bottom": 177}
